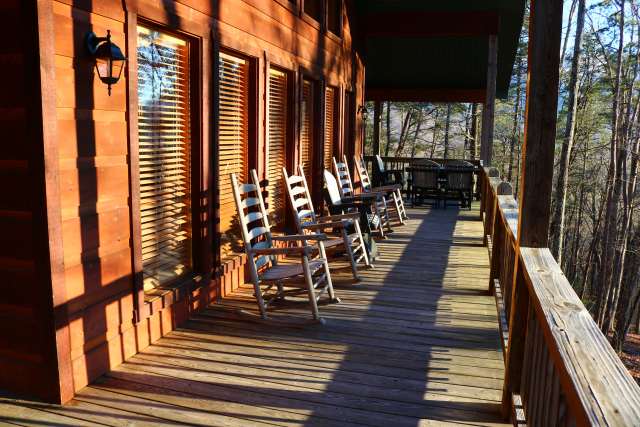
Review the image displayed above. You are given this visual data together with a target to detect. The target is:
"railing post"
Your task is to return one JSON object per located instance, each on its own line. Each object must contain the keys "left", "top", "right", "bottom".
{"left": 502, "top": 0, "right": 563, "bottom": 418}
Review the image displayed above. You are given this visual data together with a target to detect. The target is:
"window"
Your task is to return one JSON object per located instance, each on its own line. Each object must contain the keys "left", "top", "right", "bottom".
{"left": 137, "top": 25, "right": 191, "bottom": 290}
{"left": 327, "top": 0, "right": 341, "bottom": 36}
{"left": 343, "top": 91, "right": 354, "bottom": 168}
{"left": 301, "top": 79, "right": 315, "bottom": 188}
{"left": 267, "top": 68, "right": 288, "bottom": 227}
{"left": 304, "top": 0, "right": 322, "bottom": 22}
{"left": 324, "top": 86, "right": 336, "bottom": 172}
{"left": 218, "top": 52, "right": 248, "bottom": 266}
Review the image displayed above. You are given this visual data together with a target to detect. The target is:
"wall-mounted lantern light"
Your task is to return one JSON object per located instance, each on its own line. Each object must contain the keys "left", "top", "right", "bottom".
{"left": 83, "top": 30, "right": 128, "bottom": 96}
{"left": 357, "top": 105, "right": 369, "bottom": 120}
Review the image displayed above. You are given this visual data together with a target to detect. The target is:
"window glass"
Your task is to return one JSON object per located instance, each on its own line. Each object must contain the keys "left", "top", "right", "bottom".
{"left": 218, "top": 52, "right": 248, "bottom": 266}
{"left": 327, "top": 0, "right": 341, "bottom": 36}
{"left": 268, "top": 68, "right": 287, "bottom": 227}
{"left": 324, "top": 86, "right": 335, "bottom": 172}
{"left": 137, "top": 25, "right": 191, "bottom": 290}
{"left": 301, "top": 79, "right": 315, "bottom": 188}
{"left": 304, "top": 0, "right": 322, "bottom": 22}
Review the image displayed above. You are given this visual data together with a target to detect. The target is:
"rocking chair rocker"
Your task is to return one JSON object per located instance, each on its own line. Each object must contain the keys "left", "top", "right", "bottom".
{"left": 230, "top": 170, "right": 339, "bottom": 327}
{"left": 284, "top": 165, "right": 370, "bottom": 285}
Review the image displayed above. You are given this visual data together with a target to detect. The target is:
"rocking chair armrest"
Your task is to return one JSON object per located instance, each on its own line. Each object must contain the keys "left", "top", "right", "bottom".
{"left": 316, "top": 212, "right": 361, "bottom": 222}
{"left": 271, "top": 233, "right": 328, "bottom": 242}
{"left": 301, "top": 220, "right": 348, "bottom": 230}
{"left": 251, "top": 246, "right": 311, "bottom": 255}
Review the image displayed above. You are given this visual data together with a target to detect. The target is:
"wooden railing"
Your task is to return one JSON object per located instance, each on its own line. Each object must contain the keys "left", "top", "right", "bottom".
{"left": 480, "top": 167, "right": 640, "bottom": 425}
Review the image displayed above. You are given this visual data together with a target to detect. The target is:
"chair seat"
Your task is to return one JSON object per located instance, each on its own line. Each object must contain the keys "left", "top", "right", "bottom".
{"left": 311, "top": 233, "right": 359, "bottom": 251}
{"left": 259, "top": 258, "right": 326, "bottom": 281}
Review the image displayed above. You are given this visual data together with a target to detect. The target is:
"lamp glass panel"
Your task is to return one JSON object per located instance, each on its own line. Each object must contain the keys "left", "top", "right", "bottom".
{"left": 112, "top": 59, "right": 125, "bottom": 79}
{"left": 96, "top": 57, "right": 111, "bottom": 78}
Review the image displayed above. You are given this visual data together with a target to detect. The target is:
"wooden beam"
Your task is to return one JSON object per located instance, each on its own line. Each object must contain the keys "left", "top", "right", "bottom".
{"left": 502, "top": 0, "right": 563, "bottom": 417}
{"left": 20, "top": 0, "right": 74, "bottom": 404}
{"left": 372, "top": 101, "right": 382, "bottom": 187}
{"left": 481, "top": 35, "right": 498, "bottom": 167}
{"left": 365, "top": 89, "right": 486, "bottom": 103}
{"left": 357, "top": 10, "right": 500, "bottom": 37}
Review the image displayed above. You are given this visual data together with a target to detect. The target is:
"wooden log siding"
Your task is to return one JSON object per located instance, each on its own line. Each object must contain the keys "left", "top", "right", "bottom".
{"left": 479, "top": 168, "right": 640, "bottom": 425}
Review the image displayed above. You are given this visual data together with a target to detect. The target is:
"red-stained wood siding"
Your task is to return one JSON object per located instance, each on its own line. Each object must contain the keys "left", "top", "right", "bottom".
{"left": 0, "top": 0, "right": 46, "bottom": 397}
{"left": 2, "top": 0, "right": 364, "bottom": 403}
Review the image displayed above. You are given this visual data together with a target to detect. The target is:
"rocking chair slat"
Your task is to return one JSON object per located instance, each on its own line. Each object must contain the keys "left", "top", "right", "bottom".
{"left": 247, "top": 226, "right": 269, "bottom": 241}
{"left": 244, "top": 211, "right": 263, "bottom": 224}
{"left": 238, "top": 183, "right": 257, "bottom": 194}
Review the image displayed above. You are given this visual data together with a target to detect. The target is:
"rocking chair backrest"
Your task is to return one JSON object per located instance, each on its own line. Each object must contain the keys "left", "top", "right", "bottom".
{"left": 354, "top": 154, "right": 374, "bottom": 193}
{"left": 445, "top": 160, "right": 474, "bottom": 191}
{"left": 283, "top": 164, "right": 318, "bottom": 235}
{"left": 375, "top": 154, "right": 386, "bottom": 173}
{"left": 332, "top": 156, "right": 355, "bottom": 198}
{"left": 323, "top": 170, "right": 345, "bottom": 207}
{"left": 412, "top": 159, "right": 440, "bottom": 189}
{"left": 230, "top": 169, "right": 278, "bottom": 273}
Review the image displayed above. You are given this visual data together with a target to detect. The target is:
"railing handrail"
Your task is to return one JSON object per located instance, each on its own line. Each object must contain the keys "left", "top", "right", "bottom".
{"left": 481, "top": 167, "right": 640, "bottom": 425}
{"left": 362, "top": 155, "right": 482, "bottom": 168}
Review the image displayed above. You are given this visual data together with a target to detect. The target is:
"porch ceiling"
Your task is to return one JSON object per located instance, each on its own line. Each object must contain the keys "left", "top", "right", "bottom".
{"left": 355, "top": 0, "right": 526, "bottom": 100}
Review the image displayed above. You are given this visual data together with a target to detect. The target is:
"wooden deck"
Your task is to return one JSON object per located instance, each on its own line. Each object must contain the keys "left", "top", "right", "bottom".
{"left": 0, "top": 204, "right": 508, "bottom": 427}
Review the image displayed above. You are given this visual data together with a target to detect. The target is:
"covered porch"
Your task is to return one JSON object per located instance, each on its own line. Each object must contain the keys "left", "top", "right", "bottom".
{"left": 0, "top": 205, "right": 508, "bottom": 426}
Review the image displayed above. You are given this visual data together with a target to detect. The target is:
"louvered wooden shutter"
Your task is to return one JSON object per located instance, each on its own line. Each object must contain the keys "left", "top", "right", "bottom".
{"left": 137, "top": 26, "right": 191, "bottom": 290}
{"left": 267, "top": 68, "right": 287, "bottom": 227}
{"left": 324, "top": 86, "right": 335, "bottom": 172}
{"left": 301, "top": 80, "right": 314, "bottom": 188}
{"left": 219, "top": 52, "right": 248, "bottom": 265}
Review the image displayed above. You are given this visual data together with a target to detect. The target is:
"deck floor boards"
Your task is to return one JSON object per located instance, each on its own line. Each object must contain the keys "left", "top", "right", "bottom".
{"left": 0, "top": 204, "right": 509, "bottom": 426}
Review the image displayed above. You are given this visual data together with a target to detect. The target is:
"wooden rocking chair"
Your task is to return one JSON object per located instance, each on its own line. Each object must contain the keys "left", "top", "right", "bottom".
{"left": 444, "top": 160, "right": 475, "bottom": 210}
{"left": 230, "top": 170, "right": 339, "bottom": 327}
{"left": 354, "top": 154, "right": 408, "bottom": 225}
{"left": 332, "top": 156, "right": 391, "bottom": 239}
{"left": 323, "top": 170, "right": 381, "bottom": 261}
{"left": 284, "top": 165, "right": 370, "bottom": 285}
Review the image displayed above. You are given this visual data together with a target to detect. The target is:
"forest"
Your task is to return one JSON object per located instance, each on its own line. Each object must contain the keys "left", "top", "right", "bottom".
{"left": 362, "top": 0, "right": 640, "bottom": 382}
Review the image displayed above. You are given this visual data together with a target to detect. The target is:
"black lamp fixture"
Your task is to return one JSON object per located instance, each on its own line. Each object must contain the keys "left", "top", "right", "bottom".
{"left": 357, "top": 104, "right": 369, "bottom": 120}
{"left": 83, "top": 30, "right": 128, "bottom": 96}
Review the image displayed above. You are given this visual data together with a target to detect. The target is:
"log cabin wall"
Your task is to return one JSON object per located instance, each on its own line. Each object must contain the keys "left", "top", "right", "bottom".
{"left": 0, "top": 0, "right": 363, "bottom": 403}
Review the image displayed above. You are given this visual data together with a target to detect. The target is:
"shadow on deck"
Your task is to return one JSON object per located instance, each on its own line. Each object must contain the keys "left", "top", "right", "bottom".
{"left": 0, "top": 204, "right": 508, "bottom": 426}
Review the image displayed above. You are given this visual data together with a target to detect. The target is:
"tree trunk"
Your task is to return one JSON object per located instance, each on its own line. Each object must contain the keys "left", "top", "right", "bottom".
{"left": 430, "top": 109, "right": 440, "bottom": 158}
{"left": 550, "top": 0, "right": 586, "bottom": 264}
{"left": 443, "top": 103, "right": 452, "bottom": 159}
{"left": 559, "top": 0, "right": 578, "bottom": 73}
{"left": 470, "top": 103, "right": 479, "bottom": 159}
{"left": 508, "top": 56, "right": 524, "bottom": 183}
{"left": 395, "top": 108, "right": 413, "bottom": 159}
{"left": 384, "top": 101, "right": 391, "bottom": 156}
{"left": 411, "top": 104, "right": 424, "bottom": 157}
{"left": 595, "top": 0, "right": 625, "bottom": 328}
{"left": 580, "top": 192, "right": 606, "bottom": 299}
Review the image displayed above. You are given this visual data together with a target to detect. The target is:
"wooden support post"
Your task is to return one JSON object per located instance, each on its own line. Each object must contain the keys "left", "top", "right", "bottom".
{"left": 502, "top": 0, "right": 563, "bottom": 418}
{"left": 372, "top": 100, "right": 382, "bottom": 187}
{"left": 481, "top": 35, "right": 498, "bottom": 167}
{"left": 20, "top": 0, "right": 74, "bottom": 403}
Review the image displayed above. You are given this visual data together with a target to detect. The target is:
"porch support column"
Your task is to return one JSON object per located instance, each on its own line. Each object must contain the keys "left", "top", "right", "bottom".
{"left": 481, "top": 34, "right": 498, "bottom": 167}
{"left": 501, "top": 0, "right": 563, "bottom": 418}
{"left": 372, "top": 100, "right": 382, "bottom": 187}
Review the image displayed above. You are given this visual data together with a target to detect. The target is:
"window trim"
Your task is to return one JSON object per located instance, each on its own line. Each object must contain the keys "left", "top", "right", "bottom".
{"left": 300, "top": 0, "right": 324, "bottom": 31}
{"left": 299, "top": 74, "right": 324, "bottom": 212}
{"left": 325, "top": 0, "right": 343, "bottom": 41}
{"left": 126, "top": 16, "right": 210, "bottom": 324}
{"left": 273, "top": 0, "right": 299, "bottom": 15}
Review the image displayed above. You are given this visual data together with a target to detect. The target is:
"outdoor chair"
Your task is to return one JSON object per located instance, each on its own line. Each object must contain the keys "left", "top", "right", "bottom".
{"left": 411, "top": 159, "right": 441, "bottom": 208}
{"left": 374, "top": 154, "right": 406, "bottom": 187}
{"left": 354, "top": 154, "right": 408, "bottom": 224}
{"left": 444, "top": 160, "right": 475, "bottom": 210}
{"left": 323, "top": 170, "right": 381, "bottom": 261}
{"left": 333, "top": 156, "right": 392, "bottom": 238}
{"left": 284, "top": 164, "right": 370, "bottom": 285}
{"left": 230, "top": 170, "right": 339, "bottom": 327}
